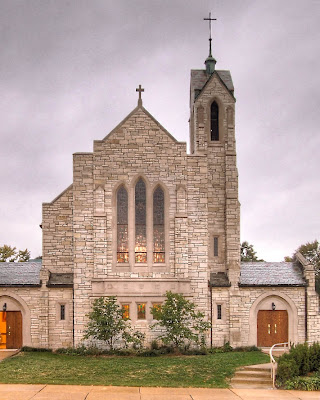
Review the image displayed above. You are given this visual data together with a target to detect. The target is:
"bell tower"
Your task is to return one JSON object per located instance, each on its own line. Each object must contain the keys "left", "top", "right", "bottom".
{"left": 189, "top": 16, "right": 240, "bottom": 285}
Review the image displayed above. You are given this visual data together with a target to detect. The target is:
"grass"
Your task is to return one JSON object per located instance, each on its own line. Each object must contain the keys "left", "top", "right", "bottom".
{"left": 0, "top": 351, "right": 269, "bottom": 387}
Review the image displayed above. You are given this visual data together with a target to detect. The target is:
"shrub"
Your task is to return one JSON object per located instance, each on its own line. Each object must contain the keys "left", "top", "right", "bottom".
{"left": 84, "top": 296, "right": 144, "bottom": 350}
{"left": 233, "top": 345, "right": 259, "bottom": 352}
{"left": 284, "top": 376, "right": 320, "bottom": 391}
{"left": 21, "top": 346, "right": 52, "bottom": 352}
{"left": 276, "top": 342, "right": 320, "bottom": 386}
{"left": 150, "top": 291, "right": 210, "bottom": 349}
{"left": 276, "top": 359, "right": 299, "bottom": 385}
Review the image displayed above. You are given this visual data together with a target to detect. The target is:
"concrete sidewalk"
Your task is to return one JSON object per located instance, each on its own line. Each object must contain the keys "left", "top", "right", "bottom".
{"left": 0, "top": 385, "right": 319, "bottom": 400}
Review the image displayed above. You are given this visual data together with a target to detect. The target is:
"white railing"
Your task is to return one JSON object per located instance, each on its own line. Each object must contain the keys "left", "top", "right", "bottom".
{"left": 269, "top": 341, "right": 314, "bottom": 388}
{"left": 269, "top": 342, "right": 290, "bottom": 389}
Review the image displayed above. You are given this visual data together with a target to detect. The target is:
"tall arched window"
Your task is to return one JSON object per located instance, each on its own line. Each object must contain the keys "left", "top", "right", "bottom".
{"left": 153, "top": 186, "right": 165, "bottom": 263}
{"left": 117, "top": 186, "right": 128, "bottom": 263}
{"left": 210, "top": 101, "right": 219, "bottom": 141}
{"left": 135, "top": 179, "right": 147, "bottom": 263}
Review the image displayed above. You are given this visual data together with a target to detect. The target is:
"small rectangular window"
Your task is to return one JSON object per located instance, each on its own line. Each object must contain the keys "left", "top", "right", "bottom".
{"left": 60, "top": 304, "right": 65, "bottom": 321}
{"left": 122, "top": 304, "right": 130, "bottom": 320}
{"left": 217, "top": 304, "right": 222, "bottom": 320}
{"left": 214, "top": 237, "right": 219, "bottom": 257}
{"left": 137, "top": 303, "right": 146, "bottom": 320}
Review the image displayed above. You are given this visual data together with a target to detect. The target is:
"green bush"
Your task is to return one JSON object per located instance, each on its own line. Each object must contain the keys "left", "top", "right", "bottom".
{"left": 276, "top": 359, "right": 299, "bottom": 384}
{"left": 233, "top": 345, "right": 259, "bottom": 352}
{"left": 209, "top": 342, "right": 233, "bottom": 354}
{"left": 284, "top": 376, "right": 320, "bottom": 391}
{"left": 21, "top": 346, "right": 52, "bottom": 352}
{"left": 276, "top": 342, "right": 320, "bottom": 386}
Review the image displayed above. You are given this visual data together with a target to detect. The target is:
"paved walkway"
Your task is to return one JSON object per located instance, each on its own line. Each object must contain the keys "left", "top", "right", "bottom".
{"left": 0, "top": 385, "right": 319, "bottom": 400}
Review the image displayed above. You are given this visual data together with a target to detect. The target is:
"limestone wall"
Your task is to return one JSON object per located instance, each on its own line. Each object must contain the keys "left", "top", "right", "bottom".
{"left": 213, "top": 286, "right": 308, "bottom": 347}
{"left": 42, "top": 186, "right": 73, "bottom": 274}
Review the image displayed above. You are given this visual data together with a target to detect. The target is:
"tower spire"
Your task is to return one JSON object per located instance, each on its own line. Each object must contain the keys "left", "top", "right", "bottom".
{"left": 203, "top": 12, "right": 217, "bottom": 74}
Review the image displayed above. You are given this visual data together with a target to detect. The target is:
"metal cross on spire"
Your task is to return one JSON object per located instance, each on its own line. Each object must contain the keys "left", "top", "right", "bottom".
{"left": 203, "top": 12, "right": 217, "bottom": 57}
{"left": 136, "top": 84, "right": 144, "bottom": 106}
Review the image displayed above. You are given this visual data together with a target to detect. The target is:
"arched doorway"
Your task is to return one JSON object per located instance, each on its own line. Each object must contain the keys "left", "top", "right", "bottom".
{"left": 0, "top": 293, "right": 30, "bottom": 349}
{"left": 0, "top": 310, "right": 22, "bottom": 349}
{"left": 248, "top": 292, "right": 298, "bottom": 347}
{"left": 257, "top": 310, "right": 288, "bottom": 347}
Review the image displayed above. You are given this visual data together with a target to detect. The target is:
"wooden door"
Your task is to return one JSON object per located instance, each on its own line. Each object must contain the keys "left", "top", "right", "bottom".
{"left": 6, "top": 312, "right": 22, "bottom": 349}
{"left": 257, "top": 310, "right": 288, "bottom": 347}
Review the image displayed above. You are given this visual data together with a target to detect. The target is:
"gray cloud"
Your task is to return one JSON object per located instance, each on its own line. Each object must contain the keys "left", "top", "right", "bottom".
{"left": 1, "top": 0, "right": 319, "bottom": 261}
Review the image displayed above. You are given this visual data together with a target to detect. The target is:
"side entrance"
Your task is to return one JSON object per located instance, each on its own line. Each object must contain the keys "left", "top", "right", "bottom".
{"left": 0, "top": 311, "right": 22, "bottom": 349}
{"left": 257, "top": 310, "right": 288, "bottom": 347}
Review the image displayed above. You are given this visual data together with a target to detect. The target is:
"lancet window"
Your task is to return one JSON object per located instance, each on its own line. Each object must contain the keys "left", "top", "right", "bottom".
{"left": 116, "top": 179, "right": 166, "bottom": 265}
{"left": 153, "top": 186, "right": 165, "bottom": 263}
{"left": 135, "top": 179, "right": 147, "bottom": 263}
{"left": 117, "top": 186, "right": 129, "bottom": 263}
{"left": 210, "top": 101, "right": 219, "bottom": 141}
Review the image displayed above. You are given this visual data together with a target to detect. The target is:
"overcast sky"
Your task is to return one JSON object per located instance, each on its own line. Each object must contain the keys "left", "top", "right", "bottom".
{"left": 1, "top": 0, "right": 319, "bottom": 261}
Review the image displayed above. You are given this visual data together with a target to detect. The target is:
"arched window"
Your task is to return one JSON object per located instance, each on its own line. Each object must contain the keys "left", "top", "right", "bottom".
{"left": 153, "top": 186, "right": 165, "bottom": 263}
{"left": 210, "top": 101, "right": 219, "bottom": 141}
{"left": 117, "top": 186, "right": 128, "bottom": 263}
{"left": 135, "top": 179, "right": 147, "bottom": 263}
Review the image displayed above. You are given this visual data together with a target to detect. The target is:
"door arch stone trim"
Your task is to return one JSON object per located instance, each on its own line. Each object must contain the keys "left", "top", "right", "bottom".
{"left": 248, "top": 291, "right": 298, "bottom": 346}
{"left": 0, "top": 292, "right": 31, "bottom": 347}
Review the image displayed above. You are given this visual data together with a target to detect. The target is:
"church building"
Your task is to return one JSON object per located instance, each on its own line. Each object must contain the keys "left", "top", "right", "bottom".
{"left": 0, "top": 35, "right": 319, "bottom": 350}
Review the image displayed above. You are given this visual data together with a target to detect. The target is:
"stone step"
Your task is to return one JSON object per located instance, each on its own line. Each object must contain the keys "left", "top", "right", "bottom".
{"left": 231, "top": 376, "right": 272, "bottom": 385}
{"left": 240, "top": 366, "right": 270, "bottom": 372}
{"left": 231, "top": 383, "right": 274, "bottom": 389}
{"left": 235, "top": 370, "right": 270, "bottom": 378}
{"left": 230, "top": 363, "right": 274, "bottom": 390}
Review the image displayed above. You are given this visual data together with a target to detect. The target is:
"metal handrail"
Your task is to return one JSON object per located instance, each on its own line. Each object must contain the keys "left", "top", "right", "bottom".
{"left": 269, "top": 342, "right": 289, "bottom": 389}
{"left": 269, "top": 341, "right": 314, "bottom": 388}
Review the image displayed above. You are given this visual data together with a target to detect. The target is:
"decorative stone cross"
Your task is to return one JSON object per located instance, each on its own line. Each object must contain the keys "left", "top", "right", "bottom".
{"left": 136, "top": 84, "right": 144, "bottom": 106}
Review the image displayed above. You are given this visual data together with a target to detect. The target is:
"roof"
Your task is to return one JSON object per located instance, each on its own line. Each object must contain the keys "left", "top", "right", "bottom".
{"left": 0, "top": 262, "right": 42, "bottom": 287}
{"left": 209, "top": 272, "right": 231, "bottom": 287}
{"left": 240, "top": 262, "right": 306, "bottom": 287}
{"left": 47, "top": 273, "right": 73, "bottom": 287}
{"left": 190, "top": 69, "right": 234, "bottom": 105}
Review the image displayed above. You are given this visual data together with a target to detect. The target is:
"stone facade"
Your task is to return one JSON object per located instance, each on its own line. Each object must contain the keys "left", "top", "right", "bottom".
{"left": 0, "top": 54, "right": 319, "bottom": 350}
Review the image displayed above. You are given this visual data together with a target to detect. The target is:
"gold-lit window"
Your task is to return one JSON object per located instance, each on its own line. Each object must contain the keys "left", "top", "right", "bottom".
{"left": 122, "top": 304, "right": 130, "bottom": 320}
{"left": 153, "top": 186, "right": 165, "bottom": 263}
{"left": 135, "top": 179, "right": 147, "bottom": 263}
{"left": 137, "top": 303, "right": 146, "bottom": 319}
{"left": 117, "top": 186, "right": 129, "bottom": 263}
{"left": 152, "top": 303, "right": 162, "bottom": 312}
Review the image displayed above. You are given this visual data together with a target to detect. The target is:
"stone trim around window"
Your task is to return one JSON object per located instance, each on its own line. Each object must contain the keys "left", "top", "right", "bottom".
{"left": 112, "top": 176, "right": 170, "bottom": 272}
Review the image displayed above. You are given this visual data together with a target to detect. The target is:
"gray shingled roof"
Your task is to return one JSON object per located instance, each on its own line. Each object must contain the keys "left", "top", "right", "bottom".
{"left": 240, "top": 262, "right": 306, "bottom": 286}
{"left": 0, "top": 262, "right": 42, "bottom": 286}
{"left": 209, "top": 272, "right": 231, "bottom": 287}
{"left": 47, "top": 273, "right": 73, "bottom": 287}
{"left": 190, "top": 69, "right": 234, "bottom": 105}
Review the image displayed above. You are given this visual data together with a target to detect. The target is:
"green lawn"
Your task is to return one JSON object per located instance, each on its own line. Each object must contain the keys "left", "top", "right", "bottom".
{"left": 0, "top": 351, "right": 269, "bottom": 387}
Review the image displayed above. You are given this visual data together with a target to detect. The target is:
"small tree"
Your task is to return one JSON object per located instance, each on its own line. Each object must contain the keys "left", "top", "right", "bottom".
{"left": 84, "top": 296, "right": 144, "bottom": 350}
{"left": 150, "top": 291, "right": 210, "bottom": 349}
{"left": 17, "top": 249, "right": 31, "bottom": 262}
{"left": 241, "top": 241, "right": 264, "bottom": 262}
{"left": 0, "top": 245, "right": 17, "bottom": 262}
{"left": 285, "top": 240, "right": 320, "bottom": 294}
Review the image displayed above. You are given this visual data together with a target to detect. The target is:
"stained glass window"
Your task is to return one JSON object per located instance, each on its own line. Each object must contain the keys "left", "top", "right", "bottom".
{"left": 137, "top": 303, "right": 146, "bottom": 319}
{"left": 117, "top": 186, "right": 129, "bottom": 262}
{"left": 135, "top": 179, "right": 147, "bottom": 262}
{"left": 122, "top": 304, "right": 130, "bottom": 320}
{"left": 210, "top": 101, "right": 219, "bottom": 141}
{"left": 153, "top": 186, "right": 165, "bottom": 263}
